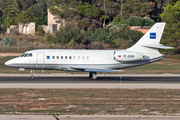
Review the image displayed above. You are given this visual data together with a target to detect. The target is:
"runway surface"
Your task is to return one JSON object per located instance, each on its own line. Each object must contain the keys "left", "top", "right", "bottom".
{"left": 0, "top": 74, "right": 180, "bottom": 88}
{"left": 1, "top": 115, "right": 180, "bottom": 120}
{"left": 1, "top": 74, "right": 180, "bottom": 83}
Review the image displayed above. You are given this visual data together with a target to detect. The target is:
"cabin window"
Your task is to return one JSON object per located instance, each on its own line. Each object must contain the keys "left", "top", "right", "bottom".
{"left": 73, "top": 56, "right": 75, "bottom": 59}
{"left": 69, "top": 56, "right": 72, "bottom": 59}
{"left": 78, "top": 56, "right": 80, "bottom": 59}
{"left": 83, "top": 56, "right": 85, "bottom": 59}
{"left": 65, "top": 56, "right": 67, "bottom": 59}
{"left": 52, "top": 56, "right": 55, "bottom": 59}
{"left": 87, "top": 56, "right": 89, "bottom": 59}
{"left": 61, "top": 56, "right": 63, "bottom": 59}
{"left": 57, "top": 56, "right": 59, "bottom": 59}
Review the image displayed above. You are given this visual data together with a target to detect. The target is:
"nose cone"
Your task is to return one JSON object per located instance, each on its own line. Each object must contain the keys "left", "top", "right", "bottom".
{"left": 4, "top": 60, "right": 12, "bottom": 66}
{"left": 4, "top": 57, "right": 19, "bottom": 67}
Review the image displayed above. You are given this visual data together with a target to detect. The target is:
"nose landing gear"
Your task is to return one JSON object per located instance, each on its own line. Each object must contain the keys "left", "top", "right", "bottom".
{"left": 30, "top": 69, "right": 34, "bottom": 79}
{"left": 89, "top": 72, "right": 97, "bottom": 80}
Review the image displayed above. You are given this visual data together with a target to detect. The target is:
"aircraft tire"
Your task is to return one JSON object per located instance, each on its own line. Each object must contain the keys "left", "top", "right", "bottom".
{"left": 92, "top": 75, "right": 97, "bottom": 80}
{"left": 31, "top": 76, "right": 34, "bottom": 79}
{"left": 89, "top": 74, "right": 92, "bottom": 78}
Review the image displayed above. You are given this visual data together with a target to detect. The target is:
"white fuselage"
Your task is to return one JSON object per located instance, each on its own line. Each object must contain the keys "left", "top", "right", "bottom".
{"left": 5, "top": 49, "right": 164, "bottom": 72}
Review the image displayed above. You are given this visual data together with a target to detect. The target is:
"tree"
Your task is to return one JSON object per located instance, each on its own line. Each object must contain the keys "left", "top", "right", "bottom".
{"left": 30, "top": 2, "right": 47, "bottom": 25}
{"left": 106, "top": 23, "right": 143, "bottom": 48}
{"left": 76, "top": 4, "right": 101, "bottom": 30}
{"left": 160, "top": 1, "right": 180, "bottom": 54}
{"left": 49, "top": 0, "right": 78, "bottom": 27}
{"left": 3, "top": 0, "right": 20, "bottom": 28}
{"left": 55, "top": 23, "right": 84, "bottom": 45}
{"left": 98, "top": 0, "right": 120, "bottom": 29}
{"left": 113, "top": 0, "right": 155, "bottom": 22}
{"left": 121, "top": 16, "right": 155, "bottom": 26}
{"left": 169, "top": 0, "right": 179, "bottom": 5}
{"left": 16, "top": 0, "right": 36, "bottom": 10}
{"left": 17, "top": 9, "right": 32, "bottom": 33}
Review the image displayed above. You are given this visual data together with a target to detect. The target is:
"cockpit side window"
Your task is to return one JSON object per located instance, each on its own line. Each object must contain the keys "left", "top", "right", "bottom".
{"left": 21, "top": 53, "right": 33, "bottom": 57}
{"left": 21, "top": 53, "right": 26, "bottom": 57}
{"left": 24, "top": 53, "right": 29, "bottom": 57}
{"left": 28, "top": 53, "right": 32, "bottom": 57}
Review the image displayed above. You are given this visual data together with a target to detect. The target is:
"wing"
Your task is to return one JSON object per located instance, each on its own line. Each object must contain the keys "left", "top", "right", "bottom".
{"left": 71, "top": 67, "right": 114, "bottom": 73}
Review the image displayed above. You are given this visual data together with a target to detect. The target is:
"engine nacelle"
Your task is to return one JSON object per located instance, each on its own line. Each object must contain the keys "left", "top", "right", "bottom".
{"left": 114, "top": 51, "right": 144, "bottom": 62}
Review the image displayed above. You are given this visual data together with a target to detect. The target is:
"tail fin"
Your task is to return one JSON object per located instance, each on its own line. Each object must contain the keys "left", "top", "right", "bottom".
{"left": 127, "top": 22, "right": 173, "bottom": 55}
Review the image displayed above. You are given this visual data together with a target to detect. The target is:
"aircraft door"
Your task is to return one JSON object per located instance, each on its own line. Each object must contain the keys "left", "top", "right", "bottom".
{"left": 36, "top": 52, "right": 44, "bottom": 68}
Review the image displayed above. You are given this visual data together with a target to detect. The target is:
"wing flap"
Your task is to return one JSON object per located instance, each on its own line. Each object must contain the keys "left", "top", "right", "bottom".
{"left": 84, "top": 69, "right": 114, "bottom": 73}
{"left": 71, "top": 67, "right": 114, "bottom": 73}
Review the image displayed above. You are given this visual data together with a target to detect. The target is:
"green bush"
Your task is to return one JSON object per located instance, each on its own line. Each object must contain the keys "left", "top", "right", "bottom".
{"left": 40, "top": 34, "right": 56, "bottom": 44}
{"left": 107, "top": 23, "right": 144, "bottom": 48}
{"left": 172, "top": 55, "right": 180, "bottom": 60}
{"left": 113, "top": 16, "right": 155, "bottom": 26}
{"left": 84, "top": 28, "right": 110, "bottom": 43}
{"left": 76, "top": 4, "right": 100, "bottom": 18}
{"left": 1, "top": 35, "right": 17, "bottom": 46}
{"left": 55, "top": 23, "right": 84, "bottom": 45}
{"left": 36, "top": 26, "right": 44, "bottom": 36}
{"left": 84, "top": 22, "right": 143, "bottom": 48}
{"left": 127, "top": 16, "right": 155, "bottom": 26}
{"left": 0, "top": 17, "right": 6, "bottom": 34}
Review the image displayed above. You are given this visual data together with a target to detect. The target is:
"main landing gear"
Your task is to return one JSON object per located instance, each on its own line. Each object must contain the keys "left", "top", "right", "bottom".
{"left": 89, "top": 72, "right": 97, "bottom": 80}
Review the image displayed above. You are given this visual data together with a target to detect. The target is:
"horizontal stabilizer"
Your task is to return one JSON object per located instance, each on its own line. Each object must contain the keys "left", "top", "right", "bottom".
{"left": 142, "top": 44, "right": 174, "bottom": 49}
{"left": 71, "top": 67, "right": 114, "bottom": 73}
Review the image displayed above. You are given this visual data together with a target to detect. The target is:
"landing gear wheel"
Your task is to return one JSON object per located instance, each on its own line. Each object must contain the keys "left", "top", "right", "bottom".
{"left": 89, "top": 72, "right": 92, "bottom": 78}
{"left": 92, "top": 74, "right": 97, "bottom": 80}
{"left": 91, "top": 72, "right": 97, "bottom": 80}
{"left": 31, "top": 76, "right": 34, "bottom": 79}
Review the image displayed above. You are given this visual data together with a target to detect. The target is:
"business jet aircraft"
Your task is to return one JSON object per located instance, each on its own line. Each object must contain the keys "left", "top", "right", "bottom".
{"left": 5, "top": 22, "right": 173, "bottom": 79}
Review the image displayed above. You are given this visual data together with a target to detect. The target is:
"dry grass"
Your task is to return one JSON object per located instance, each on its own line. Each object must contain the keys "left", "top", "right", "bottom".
{"left": 0, "top": 34, "right": 68, "bottom": 53}
{"left": 0, "top": 88, "right": 180, "bottom": 115}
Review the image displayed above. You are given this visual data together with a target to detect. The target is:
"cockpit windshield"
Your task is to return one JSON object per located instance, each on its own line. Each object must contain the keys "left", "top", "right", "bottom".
{"left": 21, "top": 53, "right": 33, "bottom": 57}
